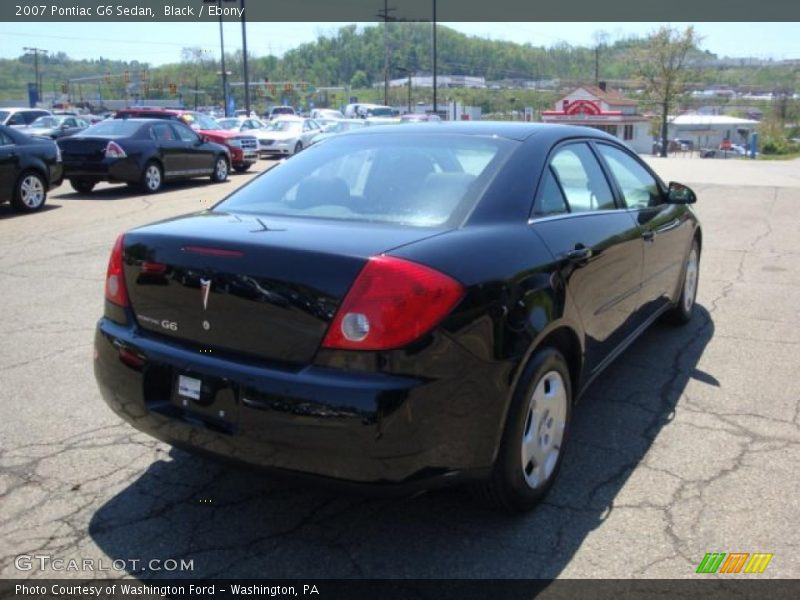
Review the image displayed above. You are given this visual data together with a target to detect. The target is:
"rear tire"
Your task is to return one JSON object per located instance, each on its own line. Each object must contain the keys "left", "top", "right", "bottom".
{"left": 666, "top": 239, "right": 700, "bottom": 325}
{"left": 476, "top": 348, "right": 572, "bottom": 512}
{"left": 70, "top": 179, "right": 95, "bottom": 194}
{"left": 211, "top": 156, "right": 229, "bottom": 183}
{"left": 140, "top": 161, "right": 163, "bottom": 194}
{"left": 11, "top": 171, "right": 47, "bottom": 213}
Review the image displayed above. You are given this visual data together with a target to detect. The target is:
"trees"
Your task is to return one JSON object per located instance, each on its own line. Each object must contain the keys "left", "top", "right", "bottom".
{"left": 634, "top": 26, "right": 701, "bottom": 157}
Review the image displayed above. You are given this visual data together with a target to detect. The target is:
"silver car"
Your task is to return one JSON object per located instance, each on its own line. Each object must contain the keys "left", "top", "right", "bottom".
{"left": 258, "top": 117, "right": 322, "bottom": 157}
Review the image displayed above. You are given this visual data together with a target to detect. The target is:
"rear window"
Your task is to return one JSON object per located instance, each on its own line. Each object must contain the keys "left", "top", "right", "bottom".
{"left": 215, "top": 133, "right": 513, "bottom": 227}
{"left": 81, "top": 121, "right": 142, "bottom": 137}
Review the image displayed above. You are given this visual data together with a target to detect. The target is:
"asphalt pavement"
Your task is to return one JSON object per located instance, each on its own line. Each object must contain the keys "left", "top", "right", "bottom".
{"left": 1, "top": 155, "right": 799, "bottom": 579}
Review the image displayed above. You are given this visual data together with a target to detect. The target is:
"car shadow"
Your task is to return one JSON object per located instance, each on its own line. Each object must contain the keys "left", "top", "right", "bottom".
{"left": 53, "top": 179, "right": 232, "bottom": 202}
{"left": 89, "top": 306, "right": 714, "bottom": 579}
{"left": 0, "top": 203, "right": 62, "bottom": 219}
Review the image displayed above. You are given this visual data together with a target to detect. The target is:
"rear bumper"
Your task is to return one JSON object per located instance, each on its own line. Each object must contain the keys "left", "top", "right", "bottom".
{"left": 94, "top": 318, "right": 498, "bottom": 489}
{"left": 61, "top": 158, "right": 140, "bottom": 183}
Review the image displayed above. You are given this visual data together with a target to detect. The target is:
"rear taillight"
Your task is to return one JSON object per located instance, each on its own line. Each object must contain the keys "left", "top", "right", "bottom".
{"left": 105, "top": 234, "right": 129, "bottom": 307}
{"left": 321, "top": 256, "right": 464, "bottom": 351}
{"left": 104, "top": 141, "right": 127, "bottom": 159}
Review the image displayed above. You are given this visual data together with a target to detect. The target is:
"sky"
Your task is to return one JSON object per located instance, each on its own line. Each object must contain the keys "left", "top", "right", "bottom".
{"left": 1, "top": 22, "right": 799, "bottom": 65}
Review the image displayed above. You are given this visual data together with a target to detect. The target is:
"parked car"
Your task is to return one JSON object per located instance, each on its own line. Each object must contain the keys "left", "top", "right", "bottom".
{"left": 310, "top": 108, "right": 345, "bottom": 120}
{"left": 356, "top": 104, "right": 394, "bottom": 119}
{"left": 114, "top": 108, "right": 258, "bottom": 172}
{"left": 264, "top": 106, "right": 296, "bottom": 121}
{"left": 400, "top": 113, "right": 442, "bottom": 123}
{"left": 0, "top": 124, "right": 63, "bottom": 213}
{"left": 0, "top": 108, "right": 52, "bottom": 128}
{"left": 25, "top": 115, "right": 90, "bottom": 139}
{"left": 343, "top": 103, "right": 364, "bottom": 119}
{"left": 307, "top": 118, "right": 369, "bottom": 145}
{"left": 58, "top": 118, "right": 230, "bottom": 194}
{"left": 258, "top": 117, "right": 322, "bottom": 156}
{"left": 94, "top": 123, "right": 701, "bottom": 512}
{"left": 217, "top": 117, "right": 267, "bottom": 132}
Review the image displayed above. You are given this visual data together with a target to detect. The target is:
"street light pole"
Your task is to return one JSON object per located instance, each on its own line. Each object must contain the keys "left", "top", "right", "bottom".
{"left": 432, "top": 0, "right": 437, "bottom": 114}
{"left": 241, "top": 0, "right": 250, "bottom": 116}
{"left": 218, "top": 0, "right": 229, "bottom": 116}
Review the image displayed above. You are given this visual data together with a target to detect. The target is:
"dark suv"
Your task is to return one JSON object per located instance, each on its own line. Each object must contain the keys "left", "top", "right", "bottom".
{"left": 115, "top": 108, "right": 258, "bottom": 172}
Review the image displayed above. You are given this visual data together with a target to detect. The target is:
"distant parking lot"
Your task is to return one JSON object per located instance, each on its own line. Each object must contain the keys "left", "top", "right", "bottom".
{"left": 1, "top": 156, "right": 799, "bottom": 578}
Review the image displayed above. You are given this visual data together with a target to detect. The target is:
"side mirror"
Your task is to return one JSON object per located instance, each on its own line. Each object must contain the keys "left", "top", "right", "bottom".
{"left": 666, "top": 181, "right": 697, "bottom": 204}
{"left": 200, "top": 135, "right": 210, "bottom": 144}
{"left": 60, "top": 123, "right": 71, "bottom": 129}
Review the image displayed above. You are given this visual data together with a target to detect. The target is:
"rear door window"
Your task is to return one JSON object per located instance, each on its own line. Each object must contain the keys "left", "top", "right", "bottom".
{"left": 549, "top": 143, "right": 616, "bottom": 212}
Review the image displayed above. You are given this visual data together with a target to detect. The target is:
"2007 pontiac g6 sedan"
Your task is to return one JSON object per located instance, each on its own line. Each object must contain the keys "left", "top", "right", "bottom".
{"left": 94, "top": 123, "right": 701, "bottom": 511}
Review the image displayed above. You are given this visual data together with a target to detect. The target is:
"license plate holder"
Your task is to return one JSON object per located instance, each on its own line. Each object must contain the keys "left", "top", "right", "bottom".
{"left": 171, "top": 371, "right": 239, "bottom": 430}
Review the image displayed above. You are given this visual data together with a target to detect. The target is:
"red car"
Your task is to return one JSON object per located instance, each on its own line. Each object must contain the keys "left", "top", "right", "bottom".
{"left": 115, "top": 108, "right": 258, "bottom": 172}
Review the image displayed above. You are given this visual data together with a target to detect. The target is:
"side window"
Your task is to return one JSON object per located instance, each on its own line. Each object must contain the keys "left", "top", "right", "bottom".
{"left": 171, "top": 123, "right": 200, "bottom": 144}
{"left": 7, "top": 113, "right": 25, "bottom": 126}
{"left": 65, "top": 118, "right": 77, "bottom": 127}
{"left": 549, "top": 143, "right": 615, "bottom": 212}
{"left": 152, "top": 123, "right": 175, "bottom": 142}
{"left": 597, "top": 144, "right": 663, "bottom": 209}
{"left": 534, "top": 167, "right": 569, "bottom": 216}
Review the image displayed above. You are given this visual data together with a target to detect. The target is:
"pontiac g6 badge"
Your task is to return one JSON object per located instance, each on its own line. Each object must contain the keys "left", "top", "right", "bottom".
{"left": 200, "top": 278, "right": 211, "bottom": 310}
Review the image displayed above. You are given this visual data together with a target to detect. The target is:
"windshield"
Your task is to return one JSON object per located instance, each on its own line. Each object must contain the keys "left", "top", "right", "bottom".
{"left": 367, "top": 107, "right": 393, "bottom": 117}
{"left": 218, "top": 119, "right": 241, "bottom": 130}
{"left": 31, "top": 116, "right": 64, "bottom": 128}
{"left": 180, "top": 112, "right": 222, "bottom": 130}
{"left": 81, "top": 120, "right": 141, "bottom": 137}
{"left": 215, "top": 133, "right": 513, "bottom": 227}
{"left": 328, "top": 121, "right": 366, "bottom": 133}
{"left": 267, "top": 120, "right": 302, "bottom": 132}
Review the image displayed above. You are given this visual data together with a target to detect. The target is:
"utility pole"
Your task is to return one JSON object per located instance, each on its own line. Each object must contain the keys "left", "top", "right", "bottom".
{"left": 432, "top": 0, "right": 437, "bottom": 114}
{"left": 217, "top": 0, "right": 229, "bottom": 116}
{"left": 240, "top": 0, "right": 250, "bottom": 115}
{"left": 23, "top": 47, "right": 48, "bottom": 103}
{"left": 594, "top": 46, "right": 599, "bottom": 85}
{"left": 378, "top": 1, "right": 396, "bottom": 107}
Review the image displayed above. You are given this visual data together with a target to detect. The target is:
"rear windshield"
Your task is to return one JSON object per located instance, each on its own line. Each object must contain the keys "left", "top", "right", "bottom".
{"left": 215, "top": 133, "right": 513, "bottom": 227}
{"left": 81, "top": 121, "right": 142, "bottom": 137}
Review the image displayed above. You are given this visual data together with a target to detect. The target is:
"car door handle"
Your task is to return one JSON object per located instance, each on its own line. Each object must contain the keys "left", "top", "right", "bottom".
{"left": 642, "top": 230, "right": 656, "bottom": 243}
{"left": 566, "top": 247, "right": 593, "bottom": 262}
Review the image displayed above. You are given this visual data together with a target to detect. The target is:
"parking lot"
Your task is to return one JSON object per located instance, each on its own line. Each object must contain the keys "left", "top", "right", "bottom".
{"left": 1, "top": 155, "right": 799, "bottom": 579}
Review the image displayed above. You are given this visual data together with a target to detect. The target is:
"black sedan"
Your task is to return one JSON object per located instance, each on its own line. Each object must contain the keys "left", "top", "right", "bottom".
{"left": 0, "top": 124, "right": 63, "bottom": 213}
{"left": 25, "top": 114, "right": 90, "bottom": 140}
{"left": 58, "top": 119, "right": 231, "bottom": 194}
{"left": 94, "top": 123, "right": 701, "bottom": 511}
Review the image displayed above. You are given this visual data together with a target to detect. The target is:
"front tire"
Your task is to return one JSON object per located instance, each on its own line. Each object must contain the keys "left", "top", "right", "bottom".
{"left": 140, "top": 161, "right": 163, "bottom": 194}
{"left": 11, "top": 171, "right": 47, "bottom": 213}
{"left": 233, "top": 164, "right": 250, "bottom": 173}
{"left": 70, "top": 179, "right": 95, "bottom": 194}
{"left": 211, "top": 156, "right": 229, "bottom": 182}
{"left": 293, "top": 141, "right": 303, "bottom": 155}
{"left": 666, "top": 239, "right": 700, "bottom": 325}
{"left": 477, "top": 348, "right": 572, "bottom": 512}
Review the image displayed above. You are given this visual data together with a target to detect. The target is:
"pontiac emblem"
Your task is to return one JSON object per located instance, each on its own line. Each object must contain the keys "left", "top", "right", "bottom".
{"left": 200, "top": 278, "right": 211, "bottom": 310}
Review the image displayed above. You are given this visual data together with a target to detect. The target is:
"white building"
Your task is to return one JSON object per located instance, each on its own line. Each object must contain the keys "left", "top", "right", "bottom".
{"left": 388, "top": 75, "right": 486, "bottom": 89}
{"left": 667, "top": 114, "right": 759, "bottom": 148}
{"left": 540, "top": 84, "right": 651, "bottom": 153}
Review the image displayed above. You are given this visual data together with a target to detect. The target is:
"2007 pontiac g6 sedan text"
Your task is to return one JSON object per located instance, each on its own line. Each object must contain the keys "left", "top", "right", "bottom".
{"left": 94, "top": 123, "right": 701, "bottom": 511}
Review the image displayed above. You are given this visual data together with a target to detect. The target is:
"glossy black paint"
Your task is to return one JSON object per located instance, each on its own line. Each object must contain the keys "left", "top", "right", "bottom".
{"left": 0, "top": 125, "right": 63, "bottom": 204}
{"left": 94, "top": 123, "right": 701, "bottom": 488}
{"left": 57, "top": 119, "right": 229, "bottom": 187}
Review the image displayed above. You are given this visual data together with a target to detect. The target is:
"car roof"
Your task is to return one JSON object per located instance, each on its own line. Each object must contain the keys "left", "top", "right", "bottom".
{"left": 342, "top": 121, "right": 619, "bottom": 142}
